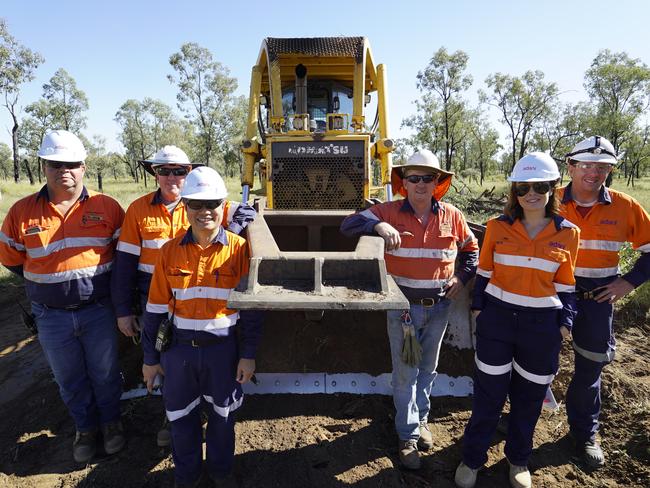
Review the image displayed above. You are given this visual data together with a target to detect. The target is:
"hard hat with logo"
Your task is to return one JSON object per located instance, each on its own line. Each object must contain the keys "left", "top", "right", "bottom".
{"left": 38, "top": 130, "right": 87, "bottom": 162}
{"left": 565, "top": 136, "right": 617, "bottom": 165}
{"left": 180, "top": 166, "right": 228, "bottom": 200}
{"left": 508, "top": 152, "right": 560, "bottom": 182}
{"left": 390, "top": 149, "right": 454, "bottom": 200}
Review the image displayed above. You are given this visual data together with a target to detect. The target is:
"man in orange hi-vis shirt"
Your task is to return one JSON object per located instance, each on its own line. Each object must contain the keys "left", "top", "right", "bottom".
{"left": 141, "top": 166, "right": 262, "bottom": 487}
{"left": 341, "top": 149, "right": 478, "bottom": 470}
{"left": 0, "top": 130, "right": 125, "bottom": 464}
{"left": 110, "top": 145, "right": 254, "bottom": 447}
{"left": 560, "top": 136, "right": 650, "bottom": 468}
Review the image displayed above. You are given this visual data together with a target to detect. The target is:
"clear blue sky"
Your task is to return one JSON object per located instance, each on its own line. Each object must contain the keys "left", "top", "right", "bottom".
{"left": 2, "top": 0, "right": 649, "bottom": 153}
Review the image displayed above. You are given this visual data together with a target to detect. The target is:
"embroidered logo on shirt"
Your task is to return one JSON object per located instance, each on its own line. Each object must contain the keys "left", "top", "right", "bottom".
{"left": 599, "top": 219, "right": 617, "bottom": 225}
{"left": 25, "top": 225, "right": 46, "bottom": 235}
{"left": 439, "top": 222, "right": 452, "bottom": 234}
{"left": 82, "top": 213, "right": 104, "bottom": 224}
{"left": 548, "top": 241, "right": 566, "bottom": 250}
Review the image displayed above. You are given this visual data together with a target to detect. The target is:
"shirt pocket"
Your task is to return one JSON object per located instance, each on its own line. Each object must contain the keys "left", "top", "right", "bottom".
{"left": 213, "top": 264, "right": 240, "bottom": 290}
{"left": 22, "top": 227, "right": 51, "bottom": 259}
{"left": 166, "top": 267, "right": 194, "bottom": 290}
{"left": 542, "top": 247, "right": 569, "bottom": 274}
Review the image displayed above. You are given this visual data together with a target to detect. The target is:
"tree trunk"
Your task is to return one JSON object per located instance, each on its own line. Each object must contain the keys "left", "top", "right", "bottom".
{"left": 12, "top": 118, "right": 20, "bottom": 183}
{"left": 97, "top": 172, "right": 103, "bottom": 192}
{"left": 22, "top": 159, "right": 35, "bottom": 185}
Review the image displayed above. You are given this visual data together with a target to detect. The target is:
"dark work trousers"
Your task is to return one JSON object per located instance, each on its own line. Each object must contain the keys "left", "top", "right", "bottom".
{"left": 160, "top": 332, "right": 242, "bottom": 485}
{"left": 566, "top": 295, "right": 614, "bottom": 443}
{"left": 462, "top": 302, "right": 563, "bottom": 468}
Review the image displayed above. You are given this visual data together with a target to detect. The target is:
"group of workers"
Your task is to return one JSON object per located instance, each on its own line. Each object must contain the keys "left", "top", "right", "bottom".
{"left": 0, "top": 128, "right": 648, "bottom": 488}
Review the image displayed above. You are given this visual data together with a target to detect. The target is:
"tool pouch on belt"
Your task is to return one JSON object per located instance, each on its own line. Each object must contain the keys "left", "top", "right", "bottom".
{"left": 400, "top": 310, "right": 422, "bottom": 367}
{"left": 18, "top": 302, "right": 37, "bottom": 336}
{"left": 154, "top": 292, "right": 176, "bottom": 353}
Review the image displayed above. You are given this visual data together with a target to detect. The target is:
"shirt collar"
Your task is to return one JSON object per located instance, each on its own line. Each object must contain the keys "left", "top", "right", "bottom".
{"left": 562, "top": 182, "right": 611, "bottom": 205}
{"left": 37, "top": 185, "right": 89, "bottom": 202}
{"left": 180, "top": 226, "right": 228, "bottom": 246}
{"left": 399, "top": 197, "right": 440, "bottom": 215}
{"left": 497, "top": 214, "right": 514, "bottom": 225}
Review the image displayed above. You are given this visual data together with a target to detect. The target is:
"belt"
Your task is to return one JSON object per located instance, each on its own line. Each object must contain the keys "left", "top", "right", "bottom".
{"left": 45, "top": 299, "right": 98, "bottom": 311}
{"left": 577, "top": 290, "right": 597, "bottom": 300}
{"left": 408, "top": 296, "right": 444, "bottom": 307}
{"left": 176, "top": 336, "right": 226, "bottom": 347}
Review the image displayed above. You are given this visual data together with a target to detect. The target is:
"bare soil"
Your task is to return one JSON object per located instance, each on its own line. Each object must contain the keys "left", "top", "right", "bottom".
{"left": 1, "top": 279, "right": 648, "bottom": 488}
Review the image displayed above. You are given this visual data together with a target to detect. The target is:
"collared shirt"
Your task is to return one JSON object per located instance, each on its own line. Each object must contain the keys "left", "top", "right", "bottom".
{"left": 111, "top": 189, "right": 256, "bottom": 317}
{"left": 142, "top": 226, "right": 260, "bottom": 364}
{"left": 473, "top": 215, "right": 579, "bottom": 324}
{"left": 0, "top": 185, "right": 124, "bottom": 307}
{"left": 341, "top": 198, "right": 479, "bottom": 297}
{"left": 559, "top": 184, "right": 650, "bottom": 287}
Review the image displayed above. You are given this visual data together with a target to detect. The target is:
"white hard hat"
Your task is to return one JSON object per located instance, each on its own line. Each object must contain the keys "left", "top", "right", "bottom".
{"left": 180, "top": 166, "right": 227, "bottom": 200}
{"left": 508, "top": 152, "right": 560, "bottom": 182}
{"left": 390, "top": 149, "right": 454, "bottom": 200}
{"left": 146, "top": 145, "right": 191, "bottom": 167}
{"left": 38, "top": 130, "right": 87, "bottom": 162}
{"left": 565, "top": 136, "right": 617, "bottom": 165}
{"left": 403, "top": 149, "right": 453, "bottom": 177}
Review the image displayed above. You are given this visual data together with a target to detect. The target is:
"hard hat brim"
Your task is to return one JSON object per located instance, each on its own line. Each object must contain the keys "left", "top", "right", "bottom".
{"left": 38, "top": 153, "right": 86, "bottom": 163}
{"left": 139, "top": 160, "right": 203, "bottom": 176}
{"left": 181, "top": 190, "right": 227, "bottom": 200}
{"left": 390, "top": 166, "right": 453, "bottom": 200}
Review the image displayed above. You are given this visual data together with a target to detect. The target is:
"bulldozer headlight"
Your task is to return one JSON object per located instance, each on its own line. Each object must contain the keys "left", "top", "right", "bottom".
{"left": 292, "top": 117, "right": 304, "bottom": 130}
{"left": 331, "top": 116, "right": 344, "bottom": 130}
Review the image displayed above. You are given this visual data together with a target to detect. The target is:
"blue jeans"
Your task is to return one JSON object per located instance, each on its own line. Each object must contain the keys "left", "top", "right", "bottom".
{"left": 32, "top": 300, "right": 122, "bottom": 432}
{"left": 387, "top": 299, "right": 451, "bottom": 441}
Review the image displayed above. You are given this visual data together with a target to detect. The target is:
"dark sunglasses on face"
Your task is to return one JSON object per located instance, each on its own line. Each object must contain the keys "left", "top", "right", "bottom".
{"left": 155, "top": 167, "right": 189, "bottom": 176}
{"left": 405, "top": 174, "right": 439, "bottom": 184}
{"left": 514, "top": 181, "right": 553, "bottom": 197}
{"left": 46, "top": 161, "right": 83, "bottom": 170}
{"left": 185, "top": 199, "right": 224, "bottom": 211}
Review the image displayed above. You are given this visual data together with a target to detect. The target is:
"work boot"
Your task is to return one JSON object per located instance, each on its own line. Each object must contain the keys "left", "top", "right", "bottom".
{"left": 508, "top": 462, "right": 532, "bottom": 488}
{"left": 157, "top": 416, "right": 171, "bottom": 447}
{"left": 398, "top": 439, "right": 420, "bottom": 469}
{"left": 454, "top": 462, "right": 478, "bottom": 488}
{"left": 72, "top": 430, "right": 97, "bottom": 463}
{"left": 102, "top": 420, "right": 125, "bottom": 455}
{"left": 576, "top": 438, "right": 605, "bottom": 468}
{"left": 417, "top": 420, "right": 433, "bottom": 450}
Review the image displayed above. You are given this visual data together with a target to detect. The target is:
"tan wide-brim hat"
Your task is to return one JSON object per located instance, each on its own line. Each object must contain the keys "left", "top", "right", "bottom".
{"left": 391, "top": 149, "right": 454, "bottom": 200}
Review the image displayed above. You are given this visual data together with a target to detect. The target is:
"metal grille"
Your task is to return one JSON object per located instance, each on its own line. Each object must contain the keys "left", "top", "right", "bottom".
{"left": 271, "top": 150, "right": 365, "bottom": 210}
{"left": 265, "top": 37, "right": 365, "bottom": 63}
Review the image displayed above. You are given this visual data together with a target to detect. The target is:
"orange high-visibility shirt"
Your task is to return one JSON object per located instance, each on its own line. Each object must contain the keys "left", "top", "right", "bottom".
{"left": 559, "top": 185, "right": 650, "bottom": 280}
{"left": 145, "top": 227, "right": 249, "bottom": 334}
{"left": 477, "top": 215, "right": 579, "bottom": 309}
{"left": 0, "top": 185, "right": 124, "bottom": 306}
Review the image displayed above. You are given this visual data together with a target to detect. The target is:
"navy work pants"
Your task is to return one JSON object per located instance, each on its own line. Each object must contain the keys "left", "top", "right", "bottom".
{"left": 566, "top": 296, "right": 614, "bottom": 443}
{"left": 462, "top": 302, "right": 562, "bottom": 468}
{"left": 161, "top": 333, "right": 242, "bottom": 485}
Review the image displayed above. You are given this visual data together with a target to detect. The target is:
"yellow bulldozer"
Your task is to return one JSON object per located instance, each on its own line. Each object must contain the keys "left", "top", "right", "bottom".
{"left": 229, "top": 37, "right": 476, "bottom": 396}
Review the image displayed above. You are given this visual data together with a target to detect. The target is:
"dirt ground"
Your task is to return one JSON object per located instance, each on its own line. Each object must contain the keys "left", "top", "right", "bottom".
{"left": 0, "top": 279, "right": 648, "bottom": 488}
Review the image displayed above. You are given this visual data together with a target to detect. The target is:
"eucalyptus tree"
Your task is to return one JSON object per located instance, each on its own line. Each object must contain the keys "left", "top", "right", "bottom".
{"left": 481, "top": 70, "right": 559, "bottom": 171}
{"left": 42, "top": 68, "right": 89, "bottom": 132}
{"left": 0, "top": 18, "right": 44, "bottom": 182}
{"left": 168, "top": 42, "right": 238, "bottom": 167}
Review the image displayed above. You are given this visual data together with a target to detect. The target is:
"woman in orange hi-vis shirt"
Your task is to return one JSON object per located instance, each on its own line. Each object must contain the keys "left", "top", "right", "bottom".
{"left": 455, "top": 153, "right": 580, "bottom": 488}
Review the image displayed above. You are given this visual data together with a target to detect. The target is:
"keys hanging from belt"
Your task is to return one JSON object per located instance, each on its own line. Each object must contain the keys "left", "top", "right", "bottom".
{"left": 400, "top": 310, "right": 422, "bottom": 367}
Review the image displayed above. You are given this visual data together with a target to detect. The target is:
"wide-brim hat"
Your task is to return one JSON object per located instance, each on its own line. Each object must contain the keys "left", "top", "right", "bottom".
{"left": 139, "top": 160, "right": 204, "bottom": 176}
{"left": 390, "top": 149, "right": 454, "bottom": 200}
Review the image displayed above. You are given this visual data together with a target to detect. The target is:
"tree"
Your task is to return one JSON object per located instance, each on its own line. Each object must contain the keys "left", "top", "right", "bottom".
{"left": 168, "top": 42, "right": 238, "bottom": 167}
{"left": 83, "top": 135, "right": 109, "bottom": 191}
{"left": 0, "top": 19, "right": 44, "bottom": 182}
{"left": 0, "top": 141, "right": 12, "bottom": 180}
{"left": 42, "top": 68, "right": 89, "bottom": 132}
{"left": 466, "top": 107, "right": 501, "bottom": 185}
{"left": 402, "top": 48, "right": 473, "bottom": 171}
{"left": 481, "top": 70, "right": 559, "bottom": 171}
{"left": 20, "top": 99, "right": 56, "bottom": 184}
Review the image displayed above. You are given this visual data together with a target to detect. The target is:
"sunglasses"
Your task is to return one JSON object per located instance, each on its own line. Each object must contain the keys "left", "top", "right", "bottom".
{"left": 514, "top": 182, "right": 553, "bottom": 197}
{"left": 46, "top": 161, "right": 83, "bottom": 170}
{"left": 405, "top": 174, "right": 439, "bottom": 184}
{"left": 185, "top": 199, "right": 224, "bottom": 210}
{"left": 155, "top": 167, "right": 189, "bottom": 176}
{"left": 570, "top": 162, "right": 612, "bottom": 174}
